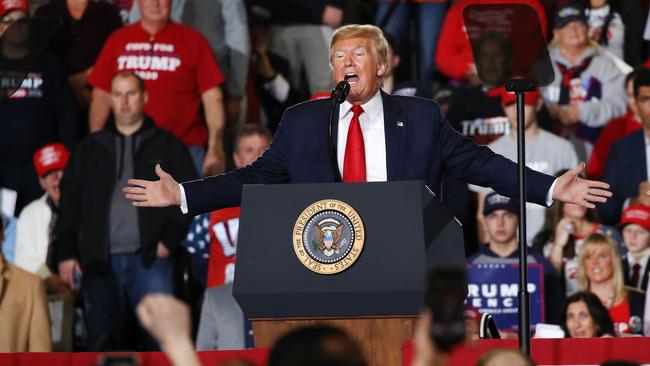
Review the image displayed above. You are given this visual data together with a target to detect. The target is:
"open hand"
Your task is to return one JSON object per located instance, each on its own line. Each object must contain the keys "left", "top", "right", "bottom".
{"left": 123, "top": 164, "right": 181, "bottom": 207}
{"left": 552, "top": 162, "right": 612, "bottom": 208}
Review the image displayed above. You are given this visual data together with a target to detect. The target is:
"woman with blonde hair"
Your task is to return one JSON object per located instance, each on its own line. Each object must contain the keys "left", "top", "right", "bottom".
{"left": 533, "top": 170, "right": 622, "bottom": 295}
{"left": 577, "top": 233, "right": 645, "bottom": 334}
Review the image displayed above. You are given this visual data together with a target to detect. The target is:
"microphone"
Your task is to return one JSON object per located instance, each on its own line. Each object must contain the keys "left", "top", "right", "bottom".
{"left": 328, "top": 81, "right": 350, "bottom": 182}
{"left": 330, "top": 81, "right": 350, "bottom": 106}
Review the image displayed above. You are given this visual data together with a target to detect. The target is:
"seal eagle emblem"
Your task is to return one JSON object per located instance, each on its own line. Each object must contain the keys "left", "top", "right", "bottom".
{"left": 293, "top": 199, "right": 365, "bottom": 274}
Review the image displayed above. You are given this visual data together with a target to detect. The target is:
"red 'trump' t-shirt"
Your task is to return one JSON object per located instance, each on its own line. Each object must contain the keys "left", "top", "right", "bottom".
{"left": 89, "top": 21, "right": 224, "bottom": 147}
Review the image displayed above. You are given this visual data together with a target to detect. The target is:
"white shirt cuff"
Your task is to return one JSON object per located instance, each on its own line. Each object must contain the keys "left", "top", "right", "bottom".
{"left": 546, "top": 178, "right": 558, "bottom": 207}
{"left": 179, "top": 183, "right": 188, "bottom": 214}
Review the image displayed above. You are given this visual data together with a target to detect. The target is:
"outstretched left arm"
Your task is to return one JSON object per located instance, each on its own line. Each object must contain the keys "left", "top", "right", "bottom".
{"left": 551, "top": 162, "right": 612, "bottom": 208}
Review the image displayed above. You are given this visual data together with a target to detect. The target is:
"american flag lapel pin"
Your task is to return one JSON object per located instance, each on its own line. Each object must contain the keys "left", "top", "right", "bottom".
{"left": 396, "top": 121, "right": 404, "bottom": 127}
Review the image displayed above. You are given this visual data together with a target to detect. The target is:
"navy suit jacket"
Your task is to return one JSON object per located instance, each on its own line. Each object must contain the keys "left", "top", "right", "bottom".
{"left": 184, "top": 92, "right": 555, "bottom": 215}
{"left": 599, "top": 130, "right": 647, "bottom": 224}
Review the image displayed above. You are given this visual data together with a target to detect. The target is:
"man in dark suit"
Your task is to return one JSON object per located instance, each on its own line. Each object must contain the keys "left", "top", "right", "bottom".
{"left": 600, "top": 68, "right": 650, "bottom": 225}
{"left": 124, "top": 24, "right": 610, "bottom": 217}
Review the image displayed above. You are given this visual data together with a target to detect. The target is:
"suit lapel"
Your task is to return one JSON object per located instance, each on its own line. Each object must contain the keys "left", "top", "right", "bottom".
{"left": 622, "top": 257, "right": 631, "bottom": 285}
{"left": 381, "top": 91, "right": 406, "bottom": 181}
{"left": 329, "top": 101, "right": 341, "bottom": 182}
{"left": 642, "top": 255, "right": 650, "bottom": 290}
{"left": 331, "top": 102, "right": 340, "bottom": 149}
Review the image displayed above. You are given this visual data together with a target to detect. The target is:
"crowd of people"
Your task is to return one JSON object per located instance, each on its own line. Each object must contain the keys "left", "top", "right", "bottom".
{"left": 1, "top": 0, "right": 650, "bottom": 364}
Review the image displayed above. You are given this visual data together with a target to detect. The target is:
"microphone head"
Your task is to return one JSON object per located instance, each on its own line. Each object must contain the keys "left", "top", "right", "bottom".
{"left": 331, "top": 81, "right": 350, "bottom": 104}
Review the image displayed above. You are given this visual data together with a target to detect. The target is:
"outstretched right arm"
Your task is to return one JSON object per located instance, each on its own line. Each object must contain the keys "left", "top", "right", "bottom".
{"left": 124, "top": 107, "right": 293, "bottom": 214}
{"left": 124, "top": 164, "right": 182, "bottom": 207}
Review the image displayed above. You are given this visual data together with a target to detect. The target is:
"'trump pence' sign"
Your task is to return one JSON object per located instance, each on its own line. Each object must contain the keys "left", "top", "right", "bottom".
{"left": 465, "top": 263, "right": 545, "bottom": 331}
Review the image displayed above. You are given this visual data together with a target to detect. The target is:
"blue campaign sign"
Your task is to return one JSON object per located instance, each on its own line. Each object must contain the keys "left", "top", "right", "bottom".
{"left": 465, "top": 263, "right": 545, "bottom": 331}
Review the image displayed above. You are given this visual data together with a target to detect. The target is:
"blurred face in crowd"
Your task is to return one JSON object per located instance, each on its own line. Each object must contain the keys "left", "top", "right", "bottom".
{"left": 233, "top": 133, "right": 270, "bottom": 169}
{"left": 0, "top": 10, "right": 28, "bottom": 40}
{"left": 583, "top": 244, "right": 614, "bottom": 285}
{"left": 111, "top": 74, "right": 147, "bottom": 127}
{"left": 484, "top": 209, "right": 518, "bottom": 245}
{"left": 635, "top": 86, "right": 650, "bottom": 130}
{"left": 331, "top": 37, "right": 386, "bottom": 105}
{"left": 563, "top": 202, "right": 587, "bottom": 220}
{"left": 622, "top": 223, "right": 650, "bottom": 255}
{"left": 40, "top": 170, "right": 64, "bottom": 206}
{"left": 565, "top": 300, "right": 598, "bottom": 338}
{"left": 475, "top": 39, "right": 510, "bottom": 87}
{"left": 137, "top": 0, "right": 171, "bottom": 24}
{"left": 554, "top": 21, "right": 589, "bottom": 49}
{"left": 503, "top": 102, "right": 540, "bottom": 131}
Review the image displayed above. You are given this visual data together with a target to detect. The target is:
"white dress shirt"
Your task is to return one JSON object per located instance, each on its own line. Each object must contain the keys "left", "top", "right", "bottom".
{"left": 337, "top": 90, "right": 387, "bottom": 182}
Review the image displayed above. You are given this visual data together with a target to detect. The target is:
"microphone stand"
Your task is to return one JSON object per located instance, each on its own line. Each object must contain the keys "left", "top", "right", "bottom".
{"left": 505, "top": 78, "right": 536, "bottom": 355}
{"left": 329, "top": 81, "right": 350, "bottom": 182}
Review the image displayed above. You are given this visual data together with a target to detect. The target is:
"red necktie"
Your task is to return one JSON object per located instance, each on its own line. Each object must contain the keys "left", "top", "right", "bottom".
{"left": 631, "top": 263, "right": 641, "bottom": 288}
{"left": 343, "top": 105, "right": 365, "bottom": 182}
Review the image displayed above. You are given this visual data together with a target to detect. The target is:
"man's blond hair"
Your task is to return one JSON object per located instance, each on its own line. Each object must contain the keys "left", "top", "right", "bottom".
{"left": 330, "top": 24, "right": 388, "bottom": 66}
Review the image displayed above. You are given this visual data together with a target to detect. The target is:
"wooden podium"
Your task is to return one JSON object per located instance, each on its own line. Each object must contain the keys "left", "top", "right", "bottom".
{"left": 252, "top": 317, "right": 417, "bottom": 366}
{"left": 233, "top": 182, "right": 464, "bottom": 366}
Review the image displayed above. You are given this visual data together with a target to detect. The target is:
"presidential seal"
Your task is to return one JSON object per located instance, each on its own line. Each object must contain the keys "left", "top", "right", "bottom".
{"left": 293, "top": 199, "right": 365, "bottom": 275}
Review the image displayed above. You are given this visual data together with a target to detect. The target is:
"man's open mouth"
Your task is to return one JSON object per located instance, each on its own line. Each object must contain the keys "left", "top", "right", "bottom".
{"left": 344, "top": 72, "right": 360, "bottom": 85}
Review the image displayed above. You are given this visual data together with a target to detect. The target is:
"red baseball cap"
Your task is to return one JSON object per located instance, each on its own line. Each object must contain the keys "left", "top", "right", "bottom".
{"left": 0, "top": 0, "right": 28, "bottom": 17}
{"left": 500, "top": 89, "right": 540, "bottom": 107}
{"left": 33, "top": 143, "right": 70, "bottom": 178}
{"left": 620, "top": 204, "right": 650, "bottom": 231}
